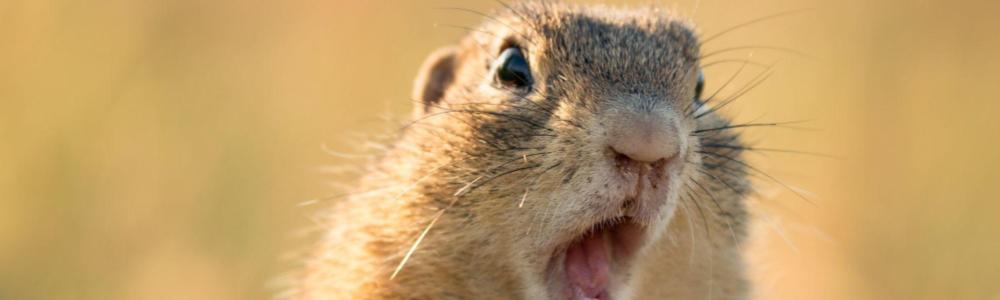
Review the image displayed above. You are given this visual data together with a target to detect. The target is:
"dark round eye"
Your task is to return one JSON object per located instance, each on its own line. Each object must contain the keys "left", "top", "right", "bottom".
{"left": 695, "top": 71, "right": 705, "bottom": 100}
{"left": 495, "top": 47, "right": 533, "bottom": 89}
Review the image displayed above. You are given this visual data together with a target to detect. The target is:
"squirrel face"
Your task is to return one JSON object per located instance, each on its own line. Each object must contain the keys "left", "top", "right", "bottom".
{"left": 404, "top": 4, "right": 721, "bottom": 299}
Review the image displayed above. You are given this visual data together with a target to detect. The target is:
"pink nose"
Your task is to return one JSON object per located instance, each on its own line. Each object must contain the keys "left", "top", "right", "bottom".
{"left": 607, "top": 114, "right": 680, "bottom": 164}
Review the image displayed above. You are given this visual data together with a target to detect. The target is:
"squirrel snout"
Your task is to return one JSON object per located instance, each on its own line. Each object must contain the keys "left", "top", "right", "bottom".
{"left": 606, "top": 113, "right": 681, "bottom": 166}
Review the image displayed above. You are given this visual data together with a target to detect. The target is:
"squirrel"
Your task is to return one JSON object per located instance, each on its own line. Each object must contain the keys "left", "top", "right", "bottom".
{"left": 294, "top": 2, "right": 751, "bottom": 299}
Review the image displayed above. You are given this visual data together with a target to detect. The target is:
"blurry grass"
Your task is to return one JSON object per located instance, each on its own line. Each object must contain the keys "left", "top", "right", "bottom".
{"left": 1, "top": 0, "right": 999, "bottom": 299}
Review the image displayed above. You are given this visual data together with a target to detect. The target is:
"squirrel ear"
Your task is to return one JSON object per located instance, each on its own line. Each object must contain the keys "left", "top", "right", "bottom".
{"left": 411, "top": 46, "right": 458, "bottom": 118}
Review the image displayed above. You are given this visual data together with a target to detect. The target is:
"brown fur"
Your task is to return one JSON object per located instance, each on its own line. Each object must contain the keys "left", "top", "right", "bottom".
{"left": 293, "top": 2, "right": 750, "bottom": 299}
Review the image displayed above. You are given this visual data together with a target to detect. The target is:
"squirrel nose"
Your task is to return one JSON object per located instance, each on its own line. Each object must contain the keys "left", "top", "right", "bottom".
{"left": 607, "top": 114, "right": 681, "bottom": 164}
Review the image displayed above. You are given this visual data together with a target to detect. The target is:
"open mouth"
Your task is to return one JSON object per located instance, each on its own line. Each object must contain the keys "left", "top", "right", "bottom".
{"left": 558, "top": 217, "right": 647, "bottom": 300}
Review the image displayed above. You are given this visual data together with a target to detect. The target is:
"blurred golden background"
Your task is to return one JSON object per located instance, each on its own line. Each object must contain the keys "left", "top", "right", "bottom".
{"left": 2, "top": 0, "right": 999, "bottom": 299}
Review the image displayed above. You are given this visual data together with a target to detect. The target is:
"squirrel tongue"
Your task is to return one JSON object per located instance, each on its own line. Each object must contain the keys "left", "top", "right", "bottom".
{"left": 564, "top": 231, "right": 611, "bottom": 299}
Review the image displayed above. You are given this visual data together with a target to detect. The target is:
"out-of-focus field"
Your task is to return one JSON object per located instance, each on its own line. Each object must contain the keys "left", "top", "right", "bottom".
{"left": 2, "top": 0, "right": 999, "bottom": 299}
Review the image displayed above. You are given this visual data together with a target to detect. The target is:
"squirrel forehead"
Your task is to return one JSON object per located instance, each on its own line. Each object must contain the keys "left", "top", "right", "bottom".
{"left": 473, "top": 4, "right": 700, "bottom": 93}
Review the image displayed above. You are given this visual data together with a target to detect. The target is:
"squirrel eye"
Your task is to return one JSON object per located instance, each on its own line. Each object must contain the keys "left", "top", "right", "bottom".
{"left": 695, "top": 71, "right": 705, "bottom": 100}
{"left": 495, "top": 47, "right": 532, "bottom": 89}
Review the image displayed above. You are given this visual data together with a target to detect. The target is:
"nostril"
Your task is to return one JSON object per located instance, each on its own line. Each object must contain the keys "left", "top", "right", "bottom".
{"left": 650, "top": 155, "right": 677, "bottom": 172}
{"left": 611, "top": 147, "right": 638, "bottom": 171}
{"left": 612, "top": 148, "right": 633, "bottom": 167}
